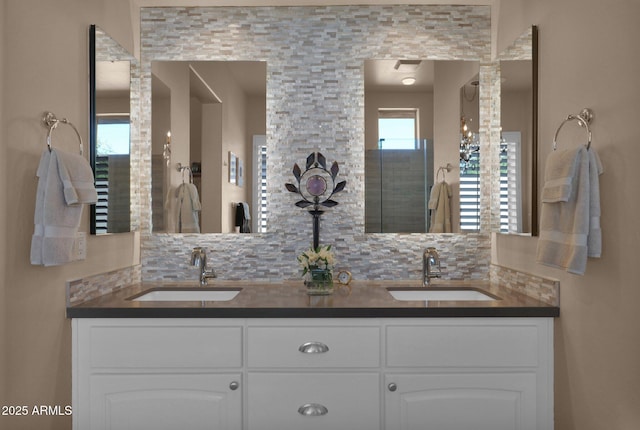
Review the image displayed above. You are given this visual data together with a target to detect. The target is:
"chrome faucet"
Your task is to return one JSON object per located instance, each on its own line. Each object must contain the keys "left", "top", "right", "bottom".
{"left": 422, "top": 247, "right": 442, "bottom": 286}
{"left": 191, "top": 247, "right": 217, "bottom": 286}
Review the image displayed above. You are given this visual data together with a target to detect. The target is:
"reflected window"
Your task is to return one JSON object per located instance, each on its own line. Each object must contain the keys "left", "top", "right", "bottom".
{"left": 500, "top": 131, "right": 522, "bottom": 233}
{"left": 378, "top": 109, "right": 418, "bottom": 149}
{"left": 97, "top": 116, "right": 130, "bottom": 155}
{"left": 95, "top": 115, "right": 131, "bottom": 234}
{"left": 459, "top": 151, "right": 480, "bottom": 231}
{"left": 253, "top": 137, "right": 268, "bottom": 233}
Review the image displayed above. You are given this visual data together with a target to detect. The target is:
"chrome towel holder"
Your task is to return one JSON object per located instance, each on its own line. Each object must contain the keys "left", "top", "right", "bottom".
{"left": 553, "top": 108, "right": 593, "bottom": 151}
{"left": 436, "top": 163, "right": 453, "bottom": 182}
{"left": 42, "top": 111, "right": 84, "bottom": 156}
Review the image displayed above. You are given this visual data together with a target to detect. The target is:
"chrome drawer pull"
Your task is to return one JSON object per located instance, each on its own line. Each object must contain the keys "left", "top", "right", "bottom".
{"left": 298, "top": 403, "right": 329, "bottom": 416}
{"left": 388, "top": 383, "right": 398, "bottom": 392}
{"left": 298, "top": 341, "right": 329, "bottom": 354}
{"left": 229, "top": 381, "right": 239, "bottom": 391}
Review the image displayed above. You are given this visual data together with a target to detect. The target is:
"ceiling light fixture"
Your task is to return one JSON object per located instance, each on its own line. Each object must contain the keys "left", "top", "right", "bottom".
{"left": 401, "top": 77, "right": 416, "bottom": 86}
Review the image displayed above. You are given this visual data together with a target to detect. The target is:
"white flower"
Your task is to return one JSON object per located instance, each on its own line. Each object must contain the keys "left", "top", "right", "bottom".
{"left": 297, "top": 245, "right": 335, "bottom": 275}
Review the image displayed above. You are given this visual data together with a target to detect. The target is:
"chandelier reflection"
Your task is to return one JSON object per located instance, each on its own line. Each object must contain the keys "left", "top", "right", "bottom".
{"left": 459, "top": 115, "right": 479, "bottom": 172}
{"left": 459, "top": 80, "right": 479, "bottom": 172}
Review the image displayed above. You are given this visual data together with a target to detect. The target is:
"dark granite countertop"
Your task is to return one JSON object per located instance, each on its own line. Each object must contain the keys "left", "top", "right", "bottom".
{"left": 67, "top": 280, "right": 559, "bottom": 318}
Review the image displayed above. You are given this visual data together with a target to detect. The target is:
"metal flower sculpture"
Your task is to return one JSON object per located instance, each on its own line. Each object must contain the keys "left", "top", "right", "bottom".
{"left": 285, "top": 152, "right": 346, "bottom": 249}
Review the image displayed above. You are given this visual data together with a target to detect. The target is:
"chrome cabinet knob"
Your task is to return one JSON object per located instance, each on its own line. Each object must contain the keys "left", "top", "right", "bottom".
{"left": 298, "top": 341, "right": 329, "bottom": 354}
{"left": 229, "top": 381, "right": 239, "bottom": 391}
{"left": 298, "top": 403, "right": 329, "bottom": 416}
{"left": 388, "top": 383, "right": 397, "bottom": 392}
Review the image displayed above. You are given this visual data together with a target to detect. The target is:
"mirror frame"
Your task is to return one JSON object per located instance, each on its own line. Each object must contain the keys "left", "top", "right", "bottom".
{"left": 89, "top": 24, "right": 96, "bottom": 234}
{"left": 532, "top": 25, "right": 539, "bottom": 236}
{"left": 88, "top": 24, "right": 135, "bottom": 235}
{"left": 496, "top": 25, "right": 538, "bottom": 236}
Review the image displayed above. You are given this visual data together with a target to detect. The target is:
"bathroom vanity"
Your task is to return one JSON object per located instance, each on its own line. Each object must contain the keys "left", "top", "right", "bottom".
{"left": 70, "top": 281, "right": 557, "bottom": 430}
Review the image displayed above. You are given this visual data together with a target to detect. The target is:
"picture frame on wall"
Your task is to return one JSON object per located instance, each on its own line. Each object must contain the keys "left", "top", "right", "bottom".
{"left": 229, "top": 152, "right": 237, "bottom": 184}
{"left": 237, "top": 158, "right": 244, "bottom": 187}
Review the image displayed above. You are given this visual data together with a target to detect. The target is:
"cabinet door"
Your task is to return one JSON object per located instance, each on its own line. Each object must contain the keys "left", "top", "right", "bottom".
{"left": 88, "top": 373, "right": 242, "bottom": 430}
{"left": 385, "top": 373, "right": 537, "bottom": 430}
{"left": 248, "top": 372, "right": 380, "bottom": 430}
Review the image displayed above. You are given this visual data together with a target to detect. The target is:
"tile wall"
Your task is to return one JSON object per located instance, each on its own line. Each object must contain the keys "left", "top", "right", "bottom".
{"left": 137, "top": 5, "right": 495, "bottom": 281}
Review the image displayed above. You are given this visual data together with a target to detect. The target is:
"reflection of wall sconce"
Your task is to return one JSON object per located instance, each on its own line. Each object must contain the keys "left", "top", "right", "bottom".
{"left": 163, "top": 131, "right": 172, "bottom": 166}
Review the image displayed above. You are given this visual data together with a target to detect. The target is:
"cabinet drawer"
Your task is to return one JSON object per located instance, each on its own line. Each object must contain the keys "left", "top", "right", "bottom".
{"left": 85, "top": 322, "right": 243, "bottom": 369}
{"left": 248, "top": 372, "right": 380, "bottom": 430}
{"left": 386, "top": 322, "right": 540, "bottom": 368}
{"left": 247, "top": 325, "right": 380, "bottom": 368}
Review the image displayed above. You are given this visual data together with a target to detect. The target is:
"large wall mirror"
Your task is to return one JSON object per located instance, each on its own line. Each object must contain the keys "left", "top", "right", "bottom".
{"left": 150, "top": 61, "right": 266, "bottom": 234}
{"left": 496, "top": 25, "right": 538, "bottom": 236}
{"left": 138, "top": 6, "right": 499, "bottom": 282}
{"left": 89, "top": 25, "right": 136, "bottom": 234}
{"left": 364, "top": 59, "right": 479, "bottom": 233}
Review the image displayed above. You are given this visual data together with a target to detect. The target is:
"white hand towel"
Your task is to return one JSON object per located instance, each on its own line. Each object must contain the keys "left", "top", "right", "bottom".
{"left": 587, "top": 149, "right": 604, "bottom": 258}
{"left": 541, "top": 147, "right": 581, "bottom": 203}
{"left": 536, "top": 146, "right": 603, "bottom": 275}
{"left": 31, "top": 149, "right": 90, "bottom": 266}
{"left": 54, "top": 149, "right": 98, "bottom": 205}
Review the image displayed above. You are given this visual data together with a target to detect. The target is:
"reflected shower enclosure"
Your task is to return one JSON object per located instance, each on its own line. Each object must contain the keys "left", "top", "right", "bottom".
{"left": 365, "top": 139, "right": 433, "bottom": 233}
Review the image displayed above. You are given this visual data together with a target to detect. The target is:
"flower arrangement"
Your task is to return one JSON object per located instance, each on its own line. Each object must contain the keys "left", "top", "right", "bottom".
{"left": 297, "top": 244, "right": 335, "bottom": 276}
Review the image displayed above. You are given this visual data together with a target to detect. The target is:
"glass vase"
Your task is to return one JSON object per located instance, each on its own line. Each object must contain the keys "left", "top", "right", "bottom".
{"left": 305, "top": 268, "right": 334, "bottom": 295}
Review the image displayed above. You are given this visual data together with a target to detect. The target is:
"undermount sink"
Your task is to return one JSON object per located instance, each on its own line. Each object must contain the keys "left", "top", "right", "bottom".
{"left": 387, "top": 287, "right": 499, "bottom": 302}
{"left": 131, "top": 288, "right": 241, "bottom": 302}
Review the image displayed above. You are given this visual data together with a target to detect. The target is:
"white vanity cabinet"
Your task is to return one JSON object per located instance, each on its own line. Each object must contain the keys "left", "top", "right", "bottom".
{"left": 73, "top": 317, "right": 553, "bottom": 430}
{"left": 72, "top": 319, "right": 244, "bottom": 430}
{"left": 384, "top": 319, "right": 553, "bottom": 430}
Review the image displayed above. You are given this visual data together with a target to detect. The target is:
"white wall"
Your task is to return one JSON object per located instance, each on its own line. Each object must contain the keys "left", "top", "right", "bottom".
{"left": 495, "top": 0, "right": 640, "bottom": 428}
{"left": 1, "top": 1, "right": 137, "bottom": 429}
{"left": 3, "top": 2, "right": 639, "bottom": 429}
{"left": 192, "top": 62, "right": 253, "bottom": 232}
{"left": 434, "top": 61, "right": 480, "bottom": 231}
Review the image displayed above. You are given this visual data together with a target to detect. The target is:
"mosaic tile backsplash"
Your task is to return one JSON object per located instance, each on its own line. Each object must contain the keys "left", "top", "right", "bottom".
{"left": 137, "top": 5, "right": 498, "bottom": 282}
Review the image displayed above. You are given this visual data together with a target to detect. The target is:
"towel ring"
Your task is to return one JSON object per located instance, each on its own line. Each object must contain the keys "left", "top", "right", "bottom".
{"left": 176, "top": 162, "right": 193, "bottom": 183}
{"left": 42, "top": 111, "right": 84, "bottom": 156}
{"left": 552, "top": 108, "right": 593, "bottom": 151}
{"left": 436, "top": 163, "right": 453, "bottom": 182}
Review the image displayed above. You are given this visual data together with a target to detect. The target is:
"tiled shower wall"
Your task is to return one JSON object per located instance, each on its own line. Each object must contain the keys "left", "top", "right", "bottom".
{"left": 139, "top": 5, "right": 496, "bottom": 282}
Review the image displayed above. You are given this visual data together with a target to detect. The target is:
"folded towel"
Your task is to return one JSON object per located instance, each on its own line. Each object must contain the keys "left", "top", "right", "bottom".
{"left": 54, "top": 149, "right": 98, "bottom": 205}
{"left": 541, "top": 147, "right": 581, "bottom": 203}
{"left": 31, "top": 149, "right": 95, "bottom": 266}
{"left": 536, "top": 146, "right": 603, "bottom": 275}
{"left": 429, "top": 181, "right": 452, "bottom": 233}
